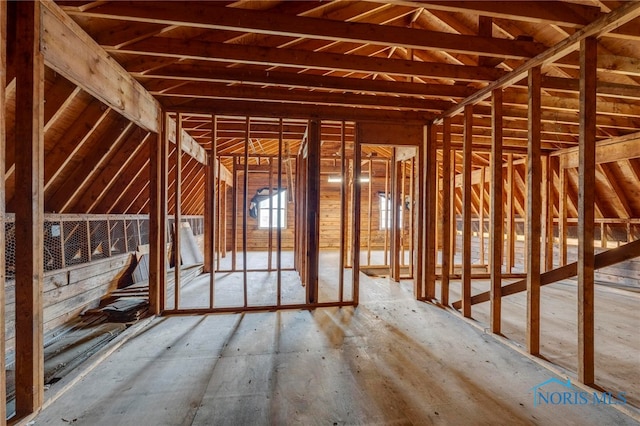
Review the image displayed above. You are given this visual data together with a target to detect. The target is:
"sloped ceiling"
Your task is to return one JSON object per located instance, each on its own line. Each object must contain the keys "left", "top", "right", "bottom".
{"left": 8, "top": 0, "right": 640, "bottom": 219}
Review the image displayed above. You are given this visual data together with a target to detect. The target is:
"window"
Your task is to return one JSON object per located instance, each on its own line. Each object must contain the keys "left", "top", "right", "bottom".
{"left": 258, "top": 190, "right": 287, "bottom": 229}
{"left": 379, "top": 193, "right": 402, "bottom": 230}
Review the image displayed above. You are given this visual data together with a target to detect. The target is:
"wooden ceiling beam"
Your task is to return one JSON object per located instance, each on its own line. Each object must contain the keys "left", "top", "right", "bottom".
{"left": 41, "top": 1, "right": 159, "bottom": 132}
{"left": 554, "top": 131, "right": 640, "bottom": 168}
{"left": 114, "top": 38, "right": 507, "bottom": 82}
{"left": 470, "top": 105, "right": 640, "bottom": 131}
{"left": 152, "top": 82, "right": 454, "bottom": 111}
{"left": 435, "top": 1, "right": 640, "bottom": 121}
{"left": 136, "top": 64, "right": 476, "bottom": 98}
{"left": 553, "top": 53, "right": 640, "bottom": 78}
{"left": 163, "top": 98, "right": 434, "bottom": 122}
{"left": 501, "top": 91, "right": 640, "bottom": 118}
{"left": 214, "top": 131, "right": 303, "bottom": 141}
{"left": 446, "top": 136, "right": 561, "bottom": 154}
{"left": 40, "top": 1, "right": 211, "bottom": 168}
{"left": 69, "top": 2, "right": 547, "bottom": 58}
{"left": 539, "top": 76, "right": 640, "bottom": 100}
{"left": 388, "top": 1, "right": 602, "bottom": 28}
{"left": 448, "top": 115, "right": 581, "bottom": 138}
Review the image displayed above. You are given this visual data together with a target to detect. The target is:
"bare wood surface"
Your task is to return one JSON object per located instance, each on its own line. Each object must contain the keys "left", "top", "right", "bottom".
{"left": 174, "top": 114, "right": 182, "bottom": 310}
{"left": 578, "top": 37, "right": 597, "bottom": 385}
{"left": 306, "top": 120, "right": 320, "bottom": 304}
{"left": 490, "top": 89, "right": 503, "bottom": 334}
{"left": 452, "top": 237, "right": 640, "bottom": 309}
{"left": 440, "top": 119, "right": 451, "bottom": 305}
{"left": 32, "top": 255, "right": 637, "bottom": 425}
{"left": 425, "top": 125, "right": 437, "bottom": 299}
{"left": 0, "top": 0, "right": 7, "bottom": 420}
{"left": 14, "top": 0, "right": 45, "bottom": 415}
{"left": 526, "top": 66, "right": 542, "bottom": 356}
{"left": 40, "top": 1, "right": 159, "bottom": 132}
{"left": 352, "top": 127, "right": 362, "bottom": 305}
{"left": 461, "top": 106, "right": 473, "bottom": 317}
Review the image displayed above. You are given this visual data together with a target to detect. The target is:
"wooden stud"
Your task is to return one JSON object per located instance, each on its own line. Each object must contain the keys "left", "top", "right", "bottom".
{"left": 243, "top": 117, "right": 249, "bottom": 307}
{"left": 541, "top": 156, "right": 549, "bottom": 271}
{"left": 339, "top": 121, "right": 346, "bottom": 301}
{"left": 277, "top": 118, "right": 283, "bottom": 306}
{"left": 409, "top": 156, "right": 415, "bottom": 276}
{"left": 209, "top": 115, "right": 217, "bottom": 308}
{"left": 425, "top": 124, "right": 437, "bottom": 300}
{"left": 479, "top": 167, "right": 486, "bottom": 266}
{"left": 203, "top": 136, "right": 213, "bottom": 273}
{"left": 559, "top": 161, "right": 568, "bottom": 266}
{"left": 216, "top": 152, "right": 223, "bottom": 265}
{"left": 222, "top": 182, "right": 227, "bottom": 259}
{"left": 526, "top": 66, "right": 542, "bottom": 355}
{"left": 415, "top": 136, "right": 425, "bottom": 300}
{"left": 441, "top": 118, "right": 452, "bottom": 305}
{"left": 490, "top": 88, "right": 504, "bottom": 334}
{"left": 174, "top": 113, "right": 182, "bottom": 310}
{"left": 400, "top": 160, "right": 406, "bottom": 267}
{"left": 391, "top": 152, "right": 401, "bottom": 282}
{"left": 353, "top": 126, "right": 362, "bottom": 305}
{"left": 450, "top": 149, "right": 457, "bottom": 276}
{"left": 578, "top": 37, "right": 597, "bottom": 385}
{"left": 367, "top": 159, "right": 373, "bottom": 265}
{"left": 506, "top": 154, "right": 515, "bottom": 272}
{"left": 14, "top": 0, "right": 45, "bottom": 415}
{"left": 231, "top": 157, "right": 237, "bottom": 271}
{"left": 306, "top": 119, "right": 321, "bottom": 304}
{"left": 462, "top": 105, "right": 473, "bottom": 317}
{"left": 159, "top": 114, "right": 169, "bottom": 311}
{"left": 268, "top": 153, "right": 274, "bottom": 270}
{"left": 384, "top": 159, "right": 389, "bottom": 266}
{"left": 547, "top": 156, "right": 558, "bottom": 271}
{"left": 148, "top": 116, "right": 162, "bottom": 315}
{"left": 0, "top": 0, "right": 6, "bottom": 420}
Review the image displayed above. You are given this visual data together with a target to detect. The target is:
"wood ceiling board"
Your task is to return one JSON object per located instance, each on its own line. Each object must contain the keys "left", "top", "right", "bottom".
{"left": 406, "top": 1, "right": 602, "bottom": 28}
{"left": 163, "top": 98, "right": 434, "bottom": 123}
{"left": 136, "top": 64, "right": 476, "bottom": 98}
{"left": 112, "top": 38, "right": 507, "bottom": 82}
{"left": 436, "top": 1, "right": 640, "bottom": 120}
{"left": 43, "top": 99, "right": 111, "bottom": 189}
{"left": 41, "top": 1, "right": 161, "bottom": 133}
{"left": 68, "top": 2, "right": 547, "bottom": 59}
{"left": 81, "top": 131, "right": 151, "bottom": 214}
{"left": 153, "top": 83, "right": 453, "bottom": 112}
{"left": 43, "top": 89, "right": 94, "bottom": 151}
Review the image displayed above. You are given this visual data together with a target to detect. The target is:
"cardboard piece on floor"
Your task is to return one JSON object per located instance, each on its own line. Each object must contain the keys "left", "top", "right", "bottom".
{"left": 132, "top": 253, "right": 149, "bottom": 283}
{"left": 179, "top": 221, "right": 204, "bottom": 265}
{"left": 136, "top": 244, "right": 149, "bottom": 262}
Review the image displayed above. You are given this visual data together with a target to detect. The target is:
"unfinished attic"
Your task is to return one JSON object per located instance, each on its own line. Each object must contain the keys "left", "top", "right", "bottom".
{"left": 2, "top": 0, "right": 640, "bottom": 424}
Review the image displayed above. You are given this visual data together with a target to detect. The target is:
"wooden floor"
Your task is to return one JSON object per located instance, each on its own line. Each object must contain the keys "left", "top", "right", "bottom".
{"left": 33, "top": 254, "right": 639, "bottom": 425}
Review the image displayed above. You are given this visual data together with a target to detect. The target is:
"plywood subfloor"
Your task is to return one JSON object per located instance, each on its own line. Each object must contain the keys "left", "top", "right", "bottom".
{"left": 443, "top": 277, "right": 640, "bottom": 408}
{"left": 34, "top": 256, "right": 638, "bottom": 425}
